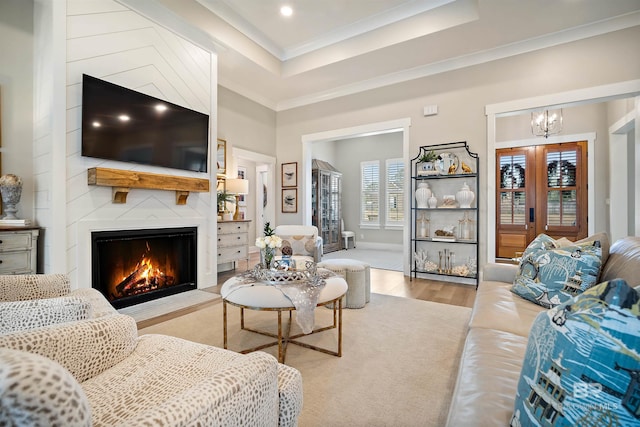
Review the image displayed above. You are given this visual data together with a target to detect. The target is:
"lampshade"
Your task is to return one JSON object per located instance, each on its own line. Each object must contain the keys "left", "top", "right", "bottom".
{"left": 226, "top": 178, "right": 249, "bottom": 195}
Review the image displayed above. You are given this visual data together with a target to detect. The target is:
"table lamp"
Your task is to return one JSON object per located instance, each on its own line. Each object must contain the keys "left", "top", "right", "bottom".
{"left": 226, "top": 178, "right": 249, "bottom": 220}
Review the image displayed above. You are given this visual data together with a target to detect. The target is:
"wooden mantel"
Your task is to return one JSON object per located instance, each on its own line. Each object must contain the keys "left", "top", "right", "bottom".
{"left": 87, "top": 167, "right": 210, "bottom": 205}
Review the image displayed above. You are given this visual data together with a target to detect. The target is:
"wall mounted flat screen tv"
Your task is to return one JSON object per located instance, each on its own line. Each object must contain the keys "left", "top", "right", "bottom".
{"left": 81, "top": 74, "right": 209, "bottom": 173}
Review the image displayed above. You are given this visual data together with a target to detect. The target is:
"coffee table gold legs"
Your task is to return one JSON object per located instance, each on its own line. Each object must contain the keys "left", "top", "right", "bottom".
{"left": 222, "top": 296, "right": 344, "bottom": 363}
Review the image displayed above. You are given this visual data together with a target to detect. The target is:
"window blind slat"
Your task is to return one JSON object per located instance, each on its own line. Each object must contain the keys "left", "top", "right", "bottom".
{"left": 361, "top": 161, "right": 380, "bottom": 225}
{"left": 385, "top": 159, "right": 404, "bottom": 224}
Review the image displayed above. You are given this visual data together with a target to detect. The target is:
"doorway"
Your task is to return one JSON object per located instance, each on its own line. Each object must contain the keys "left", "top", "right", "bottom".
{"left": 232, "top": 148, "right": 276, "bottom": 246}
{"left": 301, "top": 118, "right": 412, "bottom": 275}
{"left": 496, "top": 141, "right": 588, "bottom": 259}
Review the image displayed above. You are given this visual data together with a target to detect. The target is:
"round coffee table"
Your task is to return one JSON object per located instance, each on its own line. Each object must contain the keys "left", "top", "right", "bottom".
{"left": 221, "top": 275, "right": 347, "bottom": 363}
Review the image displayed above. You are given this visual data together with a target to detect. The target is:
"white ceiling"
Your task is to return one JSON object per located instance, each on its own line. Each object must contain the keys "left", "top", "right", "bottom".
{"left": 150, "top": 0, "right": 640, "bottom": 111}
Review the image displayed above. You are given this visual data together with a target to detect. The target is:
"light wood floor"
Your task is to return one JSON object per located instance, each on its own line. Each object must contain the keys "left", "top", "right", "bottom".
{"left": 210, "top": 252, "right": 476, "bottom": 309}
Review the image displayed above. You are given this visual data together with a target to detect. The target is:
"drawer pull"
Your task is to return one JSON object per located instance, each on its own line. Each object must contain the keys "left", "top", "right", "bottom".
{"left": 237, "top": 236, "right": 241, "bottom": 240}
{"left": 0, "top": 240, "right": 2, "bottom": 244}
{"left": 0, "top": 260, "right": 3, "bottom": 264}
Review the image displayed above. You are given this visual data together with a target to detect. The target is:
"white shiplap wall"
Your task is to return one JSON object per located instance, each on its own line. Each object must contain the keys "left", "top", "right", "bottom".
{"left": 61, "top": 0, "right": 217, "bottom": 289}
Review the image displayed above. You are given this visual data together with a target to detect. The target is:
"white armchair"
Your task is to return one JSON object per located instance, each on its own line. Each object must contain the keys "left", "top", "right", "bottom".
{"left": 274, "top": 225, "right": 323, "bottom": 262}
{"left": 0, "top": 274, "right": 117, "bottom": 318}
{"left": 0, "top": 276, "right": 304, "bottom": 426}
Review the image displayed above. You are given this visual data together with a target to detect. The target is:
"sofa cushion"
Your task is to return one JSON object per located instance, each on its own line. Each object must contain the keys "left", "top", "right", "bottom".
{"left": 277, "top": 234, "right": 316, "bottom": 257}
{"left": 0, "top": 297, "right": 93, "bottom": 334}
{"left": 556, "top": 231, "right": 611, "bottom": 265}
{"left": 0, "top": 348, "right": 92, "bottom": 426}
{"left": 600, "top": 236, "right": 640, "bottom": 286}
{"left": 469, "top": 280, "right": 545, "bottom": 338}
{"left": 446, "top": 328, "right": 529, "bottom": 427}
{"left": 511, "top": 279, "right": 640, "bottom": 426}
{"left": 511, "top": 234, "right": 602, "bottom": 308}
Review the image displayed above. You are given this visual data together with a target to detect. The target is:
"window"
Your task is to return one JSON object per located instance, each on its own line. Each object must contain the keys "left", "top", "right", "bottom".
{"left": 360, "top": 161, "right": 380, "bottom": 227}
{"left": 385, "top": 158, "right": 404, "bottom": 226}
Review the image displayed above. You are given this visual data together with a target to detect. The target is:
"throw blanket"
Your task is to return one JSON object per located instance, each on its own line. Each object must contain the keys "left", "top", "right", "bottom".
{"left": 225, "top": 268, "right": 338, "bottom": 334}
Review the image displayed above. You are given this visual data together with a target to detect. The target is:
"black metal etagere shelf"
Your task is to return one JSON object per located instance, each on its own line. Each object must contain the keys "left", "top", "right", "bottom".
{"left": 410, "top": 141, "right": 479, "bottom": 287}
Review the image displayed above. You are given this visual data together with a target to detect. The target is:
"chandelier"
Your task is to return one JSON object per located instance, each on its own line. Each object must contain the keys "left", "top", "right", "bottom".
{"left": 531, "top": 109, "right": 563, "bottom": 138}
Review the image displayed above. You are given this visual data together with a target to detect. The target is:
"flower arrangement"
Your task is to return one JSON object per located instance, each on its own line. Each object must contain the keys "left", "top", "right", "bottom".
{"left": 256, "top": 222, "right": 281, "bottom": 268}
{"left": 255, "top": 234, "right": 283, "bottom": 251}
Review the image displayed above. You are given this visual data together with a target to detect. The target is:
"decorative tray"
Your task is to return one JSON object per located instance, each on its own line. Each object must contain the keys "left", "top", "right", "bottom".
{"left": 252, "top": 261, "right": 323, "bottom": 285}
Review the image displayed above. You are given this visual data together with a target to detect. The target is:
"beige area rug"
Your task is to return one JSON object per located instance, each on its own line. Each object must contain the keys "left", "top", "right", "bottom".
{"left": 139, "top": 293, "right": 471, "bottom": 427}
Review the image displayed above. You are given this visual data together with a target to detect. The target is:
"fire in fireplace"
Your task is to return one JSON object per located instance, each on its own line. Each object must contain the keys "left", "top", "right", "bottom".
{"left": 91, "top": 227, "right": 197, "bottom": 308}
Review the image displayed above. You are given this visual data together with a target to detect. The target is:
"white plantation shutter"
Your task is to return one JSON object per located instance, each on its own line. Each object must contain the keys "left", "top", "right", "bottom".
{"left": 361, "top": 161, "right": 380, "bottom": 226}
{"left": 385, "top": 158, "right": 404, "bottom": 225}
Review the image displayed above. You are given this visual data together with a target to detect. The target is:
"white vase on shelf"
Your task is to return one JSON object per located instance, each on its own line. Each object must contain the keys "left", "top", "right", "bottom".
{"left": 455, "top": 182, "right": 475, "bottom": 209}
{"left": 415, "top": 182, "right": 431, "bottom": 208}
{"left": 428, "top": 193, "right": 438, "bottom": 209}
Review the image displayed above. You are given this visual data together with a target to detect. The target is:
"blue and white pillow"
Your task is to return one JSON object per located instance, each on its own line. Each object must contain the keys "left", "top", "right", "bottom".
{"left": 512, "top": 234, "right": 602, "bottom": 308}
{"left": 510, "top": 279, "right": 640, "bottom": 427}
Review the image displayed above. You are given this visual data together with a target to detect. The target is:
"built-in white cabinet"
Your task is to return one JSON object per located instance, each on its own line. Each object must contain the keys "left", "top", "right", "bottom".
{"left": 0, "top": 227, "right": 39, "bottom": 274}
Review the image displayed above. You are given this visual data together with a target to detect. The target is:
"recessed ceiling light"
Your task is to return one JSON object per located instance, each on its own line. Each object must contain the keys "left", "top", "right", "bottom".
{"left": 280, "top": 5, "right": 293, "bottom": 17}
{"left": 118, "top": 114, "right": 130, "bottom": 122}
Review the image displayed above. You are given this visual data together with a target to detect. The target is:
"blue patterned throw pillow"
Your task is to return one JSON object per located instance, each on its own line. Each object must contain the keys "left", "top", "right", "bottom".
{"left": 512, "top": 234, "right": 602, "bottom": 308}
{"left": 510, "top": 279, "right": 640, "bottom": 427}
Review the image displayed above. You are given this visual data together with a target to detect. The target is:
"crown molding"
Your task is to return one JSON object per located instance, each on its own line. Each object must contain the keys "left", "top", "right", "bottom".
{"left": 275, "top": 11, "right": 640, "bottom": 111}
{"left": 196, "top": 0, "right": 456, "bottom": 61}
{"left": 282, "top": 0, "right": 455, "bottom": 60}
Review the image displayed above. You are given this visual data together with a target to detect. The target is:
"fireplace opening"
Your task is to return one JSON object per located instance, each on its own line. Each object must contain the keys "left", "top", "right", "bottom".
{"left": 91, "top": 227, "right": 197, "bottom": 309}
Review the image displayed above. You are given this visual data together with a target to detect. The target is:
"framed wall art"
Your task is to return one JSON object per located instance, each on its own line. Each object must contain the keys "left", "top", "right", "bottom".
{"left": 216, "top": 138, "right": 226, "bottom": 175}
{"left": 281, "top": 162, "right": 297, "bottom": 187}
{"left": 237, "top": 166, "right": 247, "bottom": 206}
{"left": 282, "top": 188, "right": 297, "bottom": 213}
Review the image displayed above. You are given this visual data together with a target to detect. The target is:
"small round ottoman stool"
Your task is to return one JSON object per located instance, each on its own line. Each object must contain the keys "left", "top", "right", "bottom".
{"left": 317, "top": 259, "right": 370, "bottom": 308}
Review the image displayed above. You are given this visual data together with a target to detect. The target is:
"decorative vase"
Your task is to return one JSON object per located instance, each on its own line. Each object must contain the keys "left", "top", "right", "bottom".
{"left": 0, "top": 174, "right": 23, "bottom": 220}
{"left": 415, "top": 182, "right": 431, "bottom": 208}
{"left": 458, "top": 212, "right": 472, "bottom": 240}
{"left": 260, "top": 246, "right": 275, "bottom": 269}
{"left": 455, "top": 182, "right": 475, "bottom": 208}
{"left": 428, "top": 193, "right": 438, "bottom": 209}
{"left": 417, "top": 213, "right": 430, "bottom": 237}
{"left": 417, "top": 162, "right": 435, "bottom": 176}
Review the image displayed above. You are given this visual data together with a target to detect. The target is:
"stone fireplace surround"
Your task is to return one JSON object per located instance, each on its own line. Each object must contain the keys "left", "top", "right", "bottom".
{"left": 76, "top": 218, "right": 211, "bottom": 295}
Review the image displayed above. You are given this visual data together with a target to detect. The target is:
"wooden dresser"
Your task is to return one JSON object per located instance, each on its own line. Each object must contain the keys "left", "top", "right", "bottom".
{"left": 217, "top": 220, "right": 251, "bottom": 270}
{"left": 0, "top": 226, "right": 40, "bottom": 274}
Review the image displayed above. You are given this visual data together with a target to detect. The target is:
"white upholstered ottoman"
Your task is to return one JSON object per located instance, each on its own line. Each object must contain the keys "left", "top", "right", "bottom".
{"left": 317, "top": 259, "right": 370, "bottom": 308}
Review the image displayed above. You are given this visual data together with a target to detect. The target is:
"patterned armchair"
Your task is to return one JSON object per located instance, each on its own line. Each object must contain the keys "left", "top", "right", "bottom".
{"left": 274, "top": 224, "right": 323, "bottom": 263}
{"left": 0, "top": 274, "right": 117, "bottom": 318}
{"left": 0, "top": 293, "right": 303, "bottom": 426}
